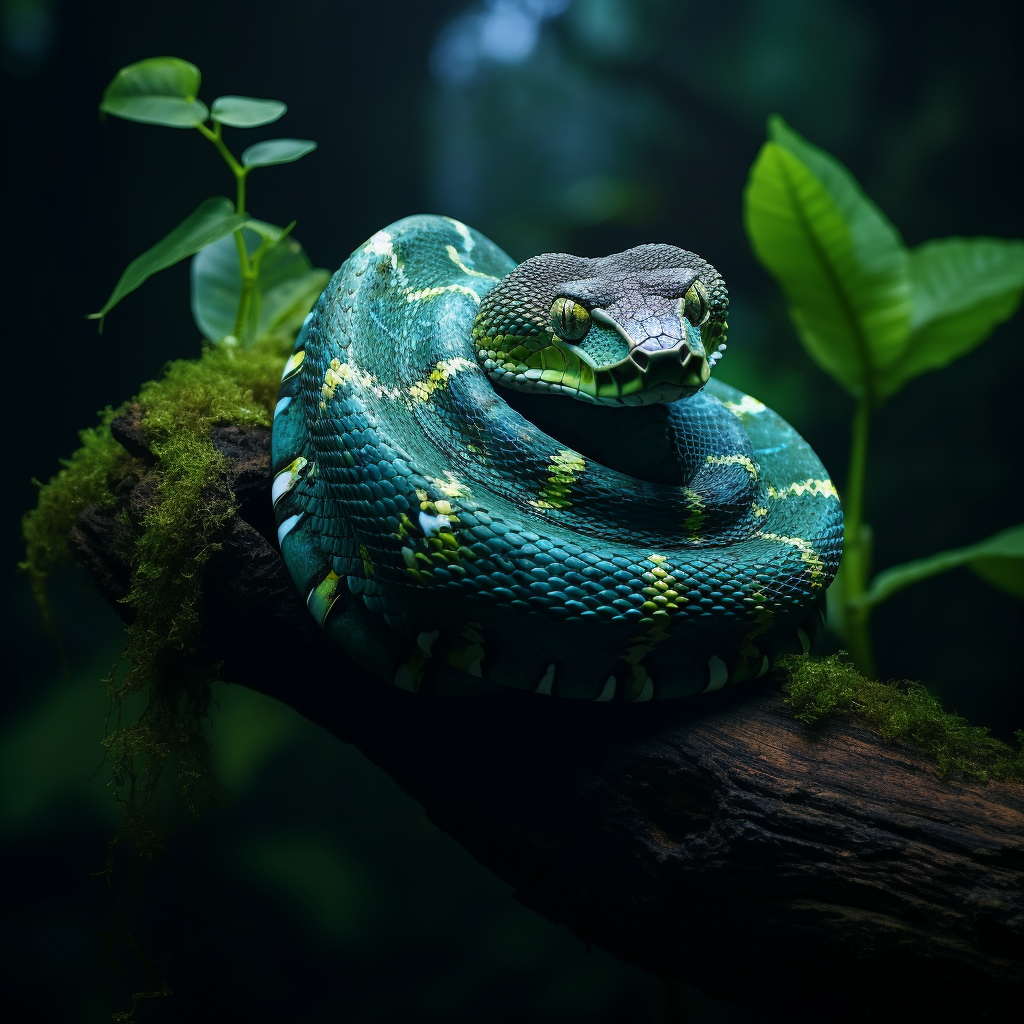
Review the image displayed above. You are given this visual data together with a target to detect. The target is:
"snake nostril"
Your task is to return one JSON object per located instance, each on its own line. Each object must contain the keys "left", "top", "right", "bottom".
{"left": 630, "top": 348, "right": 650, "bottom": 372}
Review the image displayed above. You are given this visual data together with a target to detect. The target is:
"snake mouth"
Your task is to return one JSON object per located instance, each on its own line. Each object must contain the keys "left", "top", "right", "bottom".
{"left": 628, "top": 344, "right": 709, "bottom": 389}
{"left": 588, "top": 306, "right": 710, "bottom": 396}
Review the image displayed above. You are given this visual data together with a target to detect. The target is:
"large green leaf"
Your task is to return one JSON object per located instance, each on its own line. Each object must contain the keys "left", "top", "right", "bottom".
{"left": 884, "top": 237, "right": 1024, "bottom": 394}
{"left": 241, "top": 138, "right": 317, "bottom": 168}
{"left": 210, "top": 95, "right": 287, "bottom": 128}
{"left": 99, "top": 56, "right": 209, "bottom": 128}
{"left": 89, "top": 197, "right": 249, "bottom": 328}
{"left": 190, "top": 223, "right": 329, "bottom": 345}
{"left": 863, "top": 524, "right": 1024, "bottom": 607}
{"left": 744, "top": 116, "right": 912, "bottom": 403}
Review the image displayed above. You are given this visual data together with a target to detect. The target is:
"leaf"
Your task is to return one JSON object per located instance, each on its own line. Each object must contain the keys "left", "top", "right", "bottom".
{"left": 89, "top": 197, "right": 249, "bottom": 327}
{"left": 884, "top": 237, "right": 1024, "bottom": 394}
{"left": 210, "top": 95, "right": 287, "bottom": 128}
{"left": 863, "top": 525, "right": 1024, "bottom": 607}
{"left": 99, "top": 56, "right": 209, "bottom": 128}
{"left": 969, "top": 526, "right": 1024, "bottom": 598}
{"left": 743, "top": 116, "right": 912, "bottom": 403}
{"left": 190, "top": 224, "right": 329, "bottom": 345}
{"left": 241, "top": 138, "right": 317, "bottom": 168}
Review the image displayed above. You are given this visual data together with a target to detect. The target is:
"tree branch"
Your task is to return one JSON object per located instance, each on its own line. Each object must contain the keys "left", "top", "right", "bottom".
{"left": 68, "top": 411, "right": 1024, "bottom": 1023}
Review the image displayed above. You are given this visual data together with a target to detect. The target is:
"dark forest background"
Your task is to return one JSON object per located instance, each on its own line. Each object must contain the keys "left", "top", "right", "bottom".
{"left": 3, "top": 1, "right": 1022, "bottom": 1021}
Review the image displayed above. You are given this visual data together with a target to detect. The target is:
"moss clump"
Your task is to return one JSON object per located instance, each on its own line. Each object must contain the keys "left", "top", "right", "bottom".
{"left": 781, "top": 653, "right": 1024, "bottom": 782}
{"left": 21, "top": 412, "right": 135, "bottom": 628}
{"left": 23, "top": 334, "right": 290, "bottom": 855}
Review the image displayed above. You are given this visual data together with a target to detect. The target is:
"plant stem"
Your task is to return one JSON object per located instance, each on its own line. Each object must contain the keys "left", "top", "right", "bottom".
{"left": 231, "top": 230, "right": 257, "bottom": 340}
{"left": 197, "top": 121, "right": 255, "bottom": 340}
{"left": 196, "top": 121, "right": 247, "bottom": 203}
{"left": 840, "top": 397, "right": 875, "bottom": 676}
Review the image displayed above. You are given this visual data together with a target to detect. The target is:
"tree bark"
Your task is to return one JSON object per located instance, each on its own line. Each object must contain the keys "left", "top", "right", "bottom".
{"left": 69, "top": 411, "right": 1024, "bottom": 1023}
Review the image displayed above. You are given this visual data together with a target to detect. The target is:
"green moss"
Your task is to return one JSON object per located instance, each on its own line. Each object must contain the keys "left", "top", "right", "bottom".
{"left": 23, "top": 333, "right": 290, "bottom": 855}
{"left": 20, "top": 412, "right": 136, "bottom": 627}
{"left": 781, "top": 653, "right": 1024, "bottom": 782}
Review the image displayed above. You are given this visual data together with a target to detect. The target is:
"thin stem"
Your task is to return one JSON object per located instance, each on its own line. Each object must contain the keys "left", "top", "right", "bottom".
{"left": 196, "top": 122, "right": 245, "bottom": 185}
{"left": 231, "top": 229, "right": 256, "bottom": 340}
{"left": 196, "top": 120, "right": 255, "bottom": 341}
{"left": 236, "top": 168, "right": 248, "bottom": 217}
{"left": 840, "top": 397, "right": 875, "bottom": 676}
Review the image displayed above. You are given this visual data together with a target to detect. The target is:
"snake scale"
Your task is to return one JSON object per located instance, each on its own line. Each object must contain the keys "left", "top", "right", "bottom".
{"left": 271, "top": 215, "right": 843, "bottom": 700}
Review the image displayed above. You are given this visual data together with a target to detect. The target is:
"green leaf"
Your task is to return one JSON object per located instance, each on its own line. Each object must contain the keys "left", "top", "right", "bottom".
{"left": 190, "top": 224, "right": 329, "bottom": 346}
{"left": 210, "top": 95, "right": 287, "bottom": 128}
{"left": 743, "top": 116, "right": 912, "bottom": 402}
{"left": 863, "top": 525, "right": 1024, "bottom": 607}
{"left": 89, "top": 197, "right": 249, "bottom": 328}
{"left": 884, "top": 237, "right": 1024, "bottom": 394}
{"left": 99, "top": 56, "right": 209, "bottom": 128}
{"left": 241, "top": 138, "right": 317, "bottom": 168}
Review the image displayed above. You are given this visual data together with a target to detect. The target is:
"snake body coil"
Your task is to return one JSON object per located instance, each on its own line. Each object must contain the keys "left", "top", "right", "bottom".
{"left": 272, "top": 215, "right": 843, "bottom": 700}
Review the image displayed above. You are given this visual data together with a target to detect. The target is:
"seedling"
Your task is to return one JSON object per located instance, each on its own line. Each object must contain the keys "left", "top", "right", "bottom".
{"left": 90, "top": 56, "right": 327, "bottom": 347}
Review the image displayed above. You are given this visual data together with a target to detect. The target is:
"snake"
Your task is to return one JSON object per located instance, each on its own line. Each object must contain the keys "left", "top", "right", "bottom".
{"left": 271, "top": 215, "right": 843, "bottom": 700}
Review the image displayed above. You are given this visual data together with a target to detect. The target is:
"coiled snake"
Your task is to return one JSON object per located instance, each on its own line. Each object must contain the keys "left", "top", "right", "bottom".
{"left": 271, "top": 215, "right": 843, "bottom": 700}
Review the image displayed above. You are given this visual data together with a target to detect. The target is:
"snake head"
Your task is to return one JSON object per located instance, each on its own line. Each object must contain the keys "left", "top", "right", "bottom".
{"left": 473, "top": 243, "right": 728, "bottom": 406}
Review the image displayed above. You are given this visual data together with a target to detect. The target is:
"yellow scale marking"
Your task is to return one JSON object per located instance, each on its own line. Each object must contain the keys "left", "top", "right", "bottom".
{"left": 406, "top": 284, "right": 482, "bottom": 303}
{"left": 620, "top": 554, "right": 689, "bottom": 699}
{"left": 722, "top": 394, "right": 766, "bottom": 418}
{"left": 281, "top": 348, "right": 305, "bottom": 381}
{"left": 706, "top": 453, "right": 759, "bottom": 481}
{"left": 767, "top": 478, "right": 839, "bottom": 500}
{"left": 445, "top": 244, "right": 499, "bottom": 280}
{"left": 407, "top": 357, "right": 476, "bottom": 404}
{"left": 758, "top": 532, "right": 828, "bottom": 588}
{"left": 431, "top": 472, "right": 470, "bottom": 499}
{"left": 530, "top": 450, "right": 586, "bottom": 509}
{"left": 681, "top": 487, "right": 706, "bottom": 542}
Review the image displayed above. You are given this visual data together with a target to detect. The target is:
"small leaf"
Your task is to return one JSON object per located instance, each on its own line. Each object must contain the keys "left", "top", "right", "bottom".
{"left": 863, "top": 525, "right": 1024, "bottom": 607}
{"left": 241, "top": 138, "right": 317, "bottom": 168}
{"left": 190, "top": 225, "right": 328, "bottom": 345}
{"left": 884, "top": 237, "right": 1024, "bottom": 394}
{"left": 969, "top": 526, "right": 1024, "bottom": 598}
{"left": 243, "top": 218, "right": 293, "bottom": 246}
{"left": 210, "top": 95, "right": 287, "bottom": 129}
{"left": 89, "top": 197, "right": 248, "bottom": 327}
{"left": 743, "top": 116, "right": 912, "bottom": 403}
{"left": 99, "top": 56, "right": 209, "bottom": 128}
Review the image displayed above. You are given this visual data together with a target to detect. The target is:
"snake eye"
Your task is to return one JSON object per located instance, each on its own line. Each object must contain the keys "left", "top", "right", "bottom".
{"left": 683, "top": 280, "right": 710, "bottom": 327}
{"left": 550, "top": 297, "right": 592, "bottom": 341}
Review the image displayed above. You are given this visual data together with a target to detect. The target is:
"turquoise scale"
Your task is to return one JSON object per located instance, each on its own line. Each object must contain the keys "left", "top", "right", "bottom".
{"left": 271, "top": 215, "right": 843, "bottom": 700}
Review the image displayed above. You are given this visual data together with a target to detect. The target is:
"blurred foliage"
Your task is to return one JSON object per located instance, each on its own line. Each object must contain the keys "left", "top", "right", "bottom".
{"left": 7, "top": 0, "right": 1024, "bottom": 1021}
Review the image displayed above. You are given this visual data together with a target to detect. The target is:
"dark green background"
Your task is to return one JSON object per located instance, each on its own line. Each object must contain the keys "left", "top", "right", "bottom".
{"left": 4, "top": 1, "right": 1022, "bottom": 1020}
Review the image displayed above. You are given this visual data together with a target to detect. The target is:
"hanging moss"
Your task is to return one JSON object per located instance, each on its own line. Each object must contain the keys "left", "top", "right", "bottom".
{"left": 781, "top": 653, "right": 1024, "bottom": 782}
{"left": 22, "top": 334, "right": 290, "bottom": 855}
{"left": 21, "top": 411, "right": 135, "bottom": 629}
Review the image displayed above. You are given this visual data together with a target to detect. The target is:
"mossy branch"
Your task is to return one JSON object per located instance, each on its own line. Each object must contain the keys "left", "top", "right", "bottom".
{"left": 22, "top": 336, "right": 287, "bottom": 857}
{"left": 20, "top": 332, "right": 1024, "bottom": 1023}
{"left": 782, "top": 654, "right": 1024, "bottom": 781}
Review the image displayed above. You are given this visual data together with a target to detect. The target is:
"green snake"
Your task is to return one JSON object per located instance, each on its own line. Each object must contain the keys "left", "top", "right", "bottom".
{"left": 271, "top": 215, "right": 843, "bottom": 700}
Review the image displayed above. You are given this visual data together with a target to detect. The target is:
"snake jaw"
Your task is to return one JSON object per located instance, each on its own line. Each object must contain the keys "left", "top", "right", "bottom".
{"left": 586, "top": 306, "right": 710, "bottom": 402}
{"left": 630, "top": 342, "right": 710, "bottom": 389}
